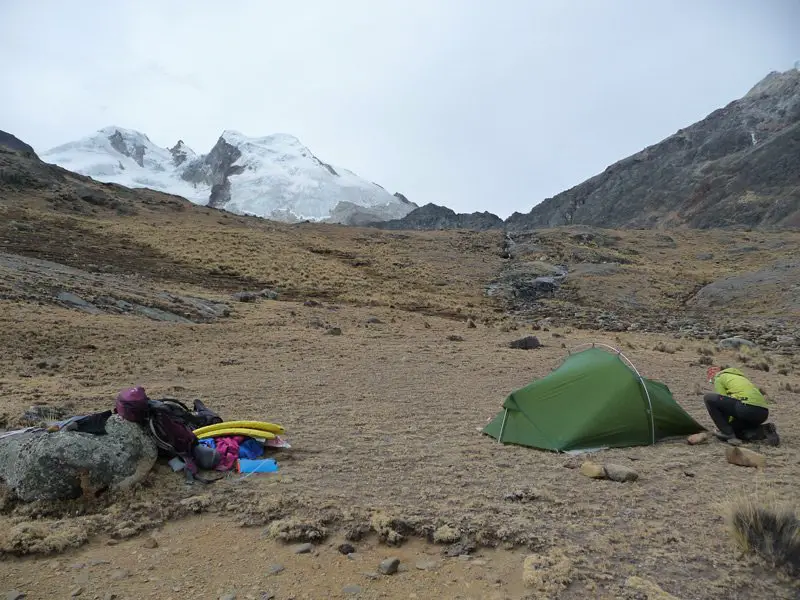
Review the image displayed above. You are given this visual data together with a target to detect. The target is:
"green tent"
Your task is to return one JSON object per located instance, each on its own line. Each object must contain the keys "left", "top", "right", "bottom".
{"left": 483, "top": 345, "right": 705, "bottom": 452}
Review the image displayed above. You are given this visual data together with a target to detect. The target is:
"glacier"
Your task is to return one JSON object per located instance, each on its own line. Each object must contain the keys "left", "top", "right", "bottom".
{"left": 40, "top": 126, "right": 415, "bottom": 224}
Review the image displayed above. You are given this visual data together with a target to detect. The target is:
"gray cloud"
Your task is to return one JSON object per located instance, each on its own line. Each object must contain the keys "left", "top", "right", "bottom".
{"left": 1, "top": 0, "right": 798, "bottom": 217}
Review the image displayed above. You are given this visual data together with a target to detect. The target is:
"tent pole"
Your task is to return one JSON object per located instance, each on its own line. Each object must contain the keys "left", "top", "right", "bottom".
{"left": 639, "top": 376, "right": 656, "bottom": 445}
{"left": 497, "top": 408, "right": 509, "bottom": 444}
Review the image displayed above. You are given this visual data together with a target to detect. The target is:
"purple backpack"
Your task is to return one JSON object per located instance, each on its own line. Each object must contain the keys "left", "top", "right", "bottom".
{"left": 146, "top": 400, "right": 201, "bottom": 477}
{"left": 115, "top": 386, "right": 150, "bottom": 423}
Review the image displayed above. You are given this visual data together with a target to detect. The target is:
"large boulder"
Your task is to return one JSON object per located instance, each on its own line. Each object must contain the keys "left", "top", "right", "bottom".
{"left": 0, "top": 415, "right": 157, "bottom": 502}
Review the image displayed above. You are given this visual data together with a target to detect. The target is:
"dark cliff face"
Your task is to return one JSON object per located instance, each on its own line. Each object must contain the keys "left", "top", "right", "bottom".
{"left": 107, "top": 130, "right": 146, "bottom": 168}
{"left": 0, "top": 131, "right": 38, "bottom": 158}
{"left": 181, "top": 136, "right": 244, "bottom": 208}
{"left": 169, "top": 141, "right": 192, "bottom": 167}
{"left": 507, "top": 68, "right": 800, "bottom": 231}
{"left": 371, "top": 203, "right": 503, "bottom": 231}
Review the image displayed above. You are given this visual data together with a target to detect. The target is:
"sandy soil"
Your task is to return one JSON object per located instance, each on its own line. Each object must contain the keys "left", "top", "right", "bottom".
{"left": 1, "top": 298, "right": 798, "bottom": 599}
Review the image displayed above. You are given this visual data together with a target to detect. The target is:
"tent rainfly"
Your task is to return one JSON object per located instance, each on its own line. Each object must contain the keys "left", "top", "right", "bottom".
{"left": 482, "top": 345, "right": 705, "bottom": 452}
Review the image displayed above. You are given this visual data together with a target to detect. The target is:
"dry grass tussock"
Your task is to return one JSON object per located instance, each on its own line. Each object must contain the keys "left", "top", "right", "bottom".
{"left": 726, "top": 490, "right": 800, "bottom": 576}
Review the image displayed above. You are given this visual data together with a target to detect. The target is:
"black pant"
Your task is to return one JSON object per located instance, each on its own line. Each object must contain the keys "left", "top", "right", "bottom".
{"left": 704, "top": 393, "right": 768, "bottom": 437}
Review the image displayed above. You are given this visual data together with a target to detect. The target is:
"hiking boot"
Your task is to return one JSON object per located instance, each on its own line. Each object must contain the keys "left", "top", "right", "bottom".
{"left": 763, "top": 422, "right": 780, "bottom": 447}
{"left": 714, "top": 431, "right": 735, "bottom": 442}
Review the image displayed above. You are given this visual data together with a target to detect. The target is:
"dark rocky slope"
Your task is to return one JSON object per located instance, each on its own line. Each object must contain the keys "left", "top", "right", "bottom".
{"left": 504, "top": 68, "right": 800, "bottom": 230}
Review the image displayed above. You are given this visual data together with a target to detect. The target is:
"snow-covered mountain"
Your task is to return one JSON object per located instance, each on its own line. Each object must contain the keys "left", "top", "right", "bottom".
{"left": 41, "top": 127, "right": 416, "bottom": 223}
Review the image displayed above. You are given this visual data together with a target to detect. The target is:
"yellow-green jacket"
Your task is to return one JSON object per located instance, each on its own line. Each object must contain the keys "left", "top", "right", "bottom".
{"left": 713, "top": 368, "right": 768, "bottom": 408}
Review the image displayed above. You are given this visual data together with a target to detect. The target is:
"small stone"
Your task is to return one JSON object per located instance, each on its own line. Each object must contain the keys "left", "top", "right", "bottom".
{"left": 337, "top": 543, "right": 356, "bottom": 555}
{"left": 103, "top": 594, "right": 117, "bottom": 600}
{"left": 89, "top": 559, "right": 110, "bottom": 566}
{"left": 415, "top": 559, "right": 440, "bottom": 571}
{"left": 260, "top": 593, "right": 276, "bottom": 600}
{"left": 683, "top": 470, "right": 696, "bottom": 478}
{"left": 467, "top": 319, "right": 477, "bottom": 328}
{"left": 293, "top": 543, "right": 313, "bottom": 554}
{"left": 110, "top": 570, "right": 130, "bottom": 581}
{"left": 725, "top": 446, "right": 766, "bottom": 469}
{"left": 219, "top": 593, "right": 237, "bottom": 600}
{"left": 7, "top": 591, "right": 25, "bottom": 600}
{"left": 687, "top": 432, "right": 710, "bottom": 445}
{"left": 378, "top": 558, "right": 400, "bottom": 575}
{"left": 325, "top": 327, "right": 342, "bottom": 336}
{"left": 70, "top": 588, "right": 83, "bottom": 598}
{"left": 106, "top": 539, "right": 118, "bottom": 546}
{"left": 342, "top": 585, "right": 362, "bottom": 596}
{"left": 579, "top": 461, "right": 606, "bottom": 479}
{"left": 603, "top": 464, "right": 639, "bottom": 483}
{"left": 718, "top": 337, "right": 757, "bottom": 350}
{"left": 267, "top": 564, "right": 285, "bottom": 576}
{"left": 508, "top": 336, "right": 541, "bottom": 350}
{"left": 142, "top": 537, "right": 159, "bottom": 549}
{"left": 363, "top": 572, "right": 380, "bottom": 580}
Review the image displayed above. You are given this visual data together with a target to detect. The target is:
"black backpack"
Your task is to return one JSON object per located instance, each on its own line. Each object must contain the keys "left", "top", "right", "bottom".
{"left": 146, "top": 398, "right": 223, "bottom": 482}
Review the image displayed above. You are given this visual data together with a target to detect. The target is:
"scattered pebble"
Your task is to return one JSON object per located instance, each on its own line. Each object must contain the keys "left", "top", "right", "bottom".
{"left": 604, "top": 463, "right": 639, "bottom": 483}
{"left": 337, "top": 543, "right": 355, "bottom": 555}
{"left": 142, "top": 537, "right": 159, "bottom": 549}
{"left": 219, "top": 593, "right": 236, "bottom": 600}
{"left": 110, "top": 570, "right": 130, "bottom": 581}
{"left": 342, "top": 585, "right": 362, "bottom": 596}
{"left": 292, "top": 543, "right": 313, "bottom": 554}
{"left": 726, "top": 446, "right": 766, "bottom": 468}
{"left": 378, "top": 557, "right": 400, "bottom": 575}
{"left": 415, "top": 559, "right": 440, "bottom": 571}
{"left": 7, "top": 591, "right": 25, "bottom": 600}
{"left": 687, "top": 432, "right": 710, "bottom": 445}
{"left": 579, "top": 461, "right": 606, "bottom": 479}
{"left": 266, "top": 564, "right": 285, "bottom": 576}
{"left": 70, "top": 588, "right": 83, "bottom": 598}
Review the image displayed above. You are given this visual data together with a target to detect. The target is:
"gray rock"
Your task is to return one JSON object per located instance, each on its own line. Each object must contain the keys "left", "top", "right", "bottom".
{"left": 219, "top": 593, "right": 237, "bottom": 600}
{"left": 508, "top": 336, "right": 541, "bottom": 350}
{"left": 110, "top": 570, "right": 130, "bottom": 581}
{"left": 6, "top": 591, "right": 25, "bottom": 600}
{"left": 337, "top": 543, "right": 356, "bottom": 555}
{"left": 718, "top": 337, "right": 757, "bottom": 350}
{"left": 233, "top": 291, "right": 260, "bottom": 303}
{"left": 378, "top": 557, "right": 400, "bottom": 575}
{"left": 292, "top": 543, "right": 313, "bottom": 554}
{"left": 266, "top": 564, "right": 285, "bottom": 576}
{"left": 415, "top": 559, "right": 440, "bottom": 571}
{"left": 342, "top": 585, "right": 362, "bottom": 596}
{"left": 604, "top": 464, "right": 639, "bottom": 483}
{"left": 56, "top": 292, "right": 102, "bottom": 315}
{"left": 70, "top": 588, "right": 83, "bottom": 598}
{"left": 0, "top": 415, "right": 157, "bottom": 502}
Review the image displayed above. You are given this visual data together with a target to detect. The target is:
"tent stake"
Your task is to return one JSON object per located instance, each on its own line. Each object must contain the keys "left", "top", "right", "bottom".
{"left": 497, "top": 408, "right": 509, "bottom": 444}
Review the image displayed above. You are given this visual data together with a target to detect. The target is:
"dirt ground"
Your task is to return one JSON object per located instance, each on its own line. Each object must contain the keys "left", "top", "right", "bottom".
{"left": 1, "top": 298, "right": 799, "bottom": 599}
{"left": 2, "top": 149, "right": 799, "bottom": 598}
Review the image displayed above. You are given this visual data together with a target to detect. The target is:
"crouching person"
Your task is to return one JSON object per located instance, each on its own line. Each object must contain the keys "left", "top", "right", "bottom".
{"left": 704, "top": 366, "right": 778, "bottom": 446}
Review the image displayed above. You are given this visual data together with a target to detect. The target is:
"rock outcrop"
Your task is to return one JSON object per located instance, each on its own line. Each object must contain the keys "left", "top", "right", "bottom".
{"left": 0, "top": 415, "right": 157, "bottom": 502}
{"left": 0, "top": 130, "right": 38, "bottom": 158}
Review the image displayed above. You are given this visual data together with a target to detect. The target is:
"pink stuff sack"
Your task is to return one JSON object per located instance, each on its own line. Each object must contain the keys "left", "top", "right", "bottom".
{"left": 115, "top": 386, "right": 150, "bottom": 423}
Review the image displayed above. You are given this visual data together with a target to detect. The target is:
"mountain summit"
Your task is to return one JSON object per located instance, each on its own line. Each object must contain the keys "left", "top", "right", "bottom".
{"left": 507, "top": 67, "right": 800, "bottom": 230}
{"left": 41, "top": 127, "right": 415, "bottom": 223}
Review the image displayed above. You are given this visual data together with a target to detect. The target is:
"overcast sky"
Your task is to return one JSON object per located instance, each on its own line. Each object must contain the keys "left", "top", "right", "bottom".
{"left": 1, "top": 1, "right": 798, "bottom": 218}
